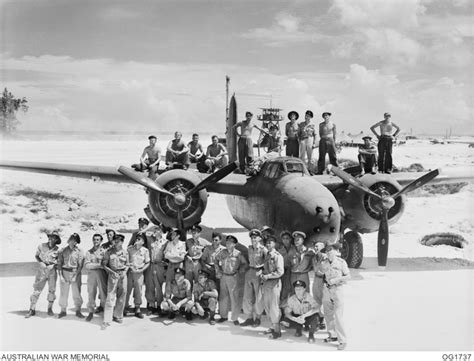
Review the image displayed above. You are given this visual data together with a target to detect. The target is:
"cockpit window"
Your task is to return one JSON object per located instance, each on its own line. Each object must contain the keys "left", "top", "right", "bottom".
{"left": 263, "top": 163, "right": 283, "bottom": 178}
{"left": 286, "top": 162, "right": 305, "bottom": 173}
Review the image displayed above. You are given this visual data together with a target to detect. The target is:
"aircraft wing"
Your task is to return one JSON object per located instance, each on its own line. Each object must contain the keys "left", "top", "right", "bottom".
{"left": 0, "top": 160, "right": 251, "bottom": 196}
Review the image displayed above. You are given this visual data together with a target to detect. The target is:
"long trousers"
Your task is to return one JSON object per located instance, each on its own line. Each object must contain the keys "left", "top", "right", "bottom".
{"left": 59, "top": 270, "right": 82, "bottom": 312}
{"left": 299, "top": 137, "right": 314, "bottom": 165}
{"left": 284, "top": 312, "right": 319, "bottom": 332}
{"left": 104, "top": 271, "right": 127, "bottom": 323}
{"left": 358, "top": 153, "right": 377, "bottom": 173}
{"left": 242, "top": 269, "right": 262, "bottom": 318}
{"left": 323, "top": 285, "right": 346, "bottom": 343}
{"left": 30, "top": 266, "right": 57, "bottom": 308}
{"left": 86, "top": 269, "right": 107, "bottom": 313}
{"left": 185, "top": 259, "right": 201, "bottom": 284}
{"left": 219, "top": 274, "right": 240, "bottom": 321}
{"left": 257, "top": 279, "right": 281, "bottom": 324}
{"left": 378, "top": 135, "right": 393, "bottom": 172}
{"left": 312, "top": 275, "right": 324, "bottom": 312}
{"left": 145, "top": 263, "right": 166, "bottom": 306}
{"left": 280, "top": 268, "right": 292, "bottom": 307}
{"left": 286, "top": 138, "right": 299, "bottom": 157}
{"left": 237, "top": 137, "right": 253, "bottom": 171}
{"left": 126, "top": 271, "right": 144, "bottom": 307}
{"left": 317, "top": 137, "right": 338, "bottom": 174}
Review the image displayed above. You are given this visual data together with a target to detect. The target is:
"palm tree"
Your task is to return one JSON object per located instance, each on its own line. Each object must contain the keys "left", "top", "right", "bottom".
{"left": 1, "top": 88, "right": 29, "bottom": 134}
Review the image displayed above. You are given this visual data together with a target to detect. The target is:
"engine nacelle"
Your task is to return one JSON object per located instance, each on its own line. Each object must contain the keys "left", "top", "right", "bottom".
{"left": 147, "top": 169, "right": 208, "bottom": 229}
{"left": 339, "top": 173, "right": 406, "bottom": 233}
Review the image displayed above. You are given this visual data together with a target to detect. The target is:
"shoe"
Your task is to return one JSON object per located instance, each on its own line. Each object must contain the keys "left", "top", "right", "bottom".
{"left": 217, "top": 317, "right": 227, "bottom": 323}
{"left": 76, "top": 311, "right": 85, "bottom": 319}
{"left": 85, "top": 313, "right": 93, "bottom": 322}
{"left": 146, "top": 308, "right": 154, "bottom": 316}
{"left": 209, "top": 318, "right": 216, "bottom": 325}
{"left": 280, "top": 320, "right": 290, "bottom": 328}
{"left": 304, "top": 324, "right": 310, "bottom": 331}
{"left": 168, "top": 312, "right": 176, "bottom": 320}
{"left": 233, "top": 320, "right": 240, "bottom": 326}
{"left": 240, "top": 318, "right": 254, "bottom": 327}
{"left": 269, "top": 331, "right": 281, "bottom": 339}
{"left": 112, "top": 317, "right": 123, "bottom": 324}
{"left": 186, "top": 312, "right": 193, "bottom": 321}
{"left": 58, "top": 311, "right": 67, "bottom": 319}
{"left": 47, "top": 308, "right": 54, "bottom": 316}
{"left": 101, "top": 322, "right": 110, "bottom": 330}
{"left": 337, "top": 343, "right": 347, "bottom": 351}
{"left": 123, "top": 308, "right": 129, "bottom": 317}
{"left": 25, "top": 309, "right": 35, "bottom": 318}
{"left": 135, "top": 311, "right": 144, "bottom": 319}
{"left": 324, "top": 336, "right": 338, "bottom": 343}
{"left": 318, "top": 322, "right": 326, "bottom": 330}
{"left": 263, "top": 328, "right": 274, "bottom": 335}
{"left": 253, "top": 318, "right": 261, "bottom": 327}
{"left": 308, "top": 334, "right": 315, "bottom": 344}
{"left": 295, "top": 328, "right": 303, "bottom": 337}
{"left": 95, "top": 306, "right": 104, "bottom": 314}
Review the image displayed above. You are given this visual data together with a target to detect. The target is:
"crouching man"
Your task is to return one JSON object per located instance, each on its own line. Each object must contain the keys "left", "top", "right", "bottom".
{"left": 189, "top": 270, "right": 218, "bottom": 325}
{"left": 284, "top": 280, "right": 319, "bottom": 343}
{"left": 161, "top": 267, "right": 192, "bottom": 320}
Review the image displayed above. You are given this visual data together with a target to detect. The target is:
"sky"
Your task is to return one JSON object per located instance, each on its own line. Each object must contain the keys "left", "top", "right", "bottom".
{"left": 0, "top": 0, "right": 472, "bottom": 135}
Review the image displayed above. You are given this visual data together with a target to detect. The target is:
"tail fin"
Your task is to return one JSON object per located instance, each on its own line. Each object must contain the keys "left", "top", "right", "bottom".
{"left": 227, "top": 95, "right": 237, "bottom": 162}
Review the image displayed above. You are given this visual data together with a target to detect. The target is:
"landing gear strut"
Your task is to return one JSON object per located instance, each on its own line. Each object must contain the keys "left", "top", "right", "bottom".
{"left": 340, "top": 230, "right": 364, "bottom": 269}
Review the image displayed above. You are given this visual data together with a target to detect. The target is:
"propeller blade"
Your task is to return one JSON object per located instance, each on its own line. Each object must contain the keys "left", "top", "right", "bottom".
{"left": 118, "top": 166, "right": 175, "bottom": 197}
{"left": 377, "top": 209, "right": 389, "bottom": 267}
{"left": 185, "top": 162, "right": 237, "bottom": 197}
{"left": 176, "top": 206, "right": 186, "bottom": 242}
{"left": 392, "top": 169, "right": 439, "bottom": 199}
{"left": 329, "top": 166, "right": 382, "bottom": 199}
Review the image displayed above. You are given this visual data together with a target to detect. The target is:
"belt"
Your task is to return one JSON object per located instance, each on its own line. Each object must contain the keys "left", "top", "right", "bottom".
{"left": 380, "top": 135, "right": 393, "bottom": 138}
{"left": 113, "top": 268, "right": 127, "bottom": 273}
{"left": 223, "top": 272, "right": 237, "bottom": 276}
{"left": 151, "top": 261, "right": 164, "bottom": 265}
{"left": 62, "top": 267, "right": 77, "bottom": 272}
{"left": 249, "top": 266, "right": 263, "bottom": 270}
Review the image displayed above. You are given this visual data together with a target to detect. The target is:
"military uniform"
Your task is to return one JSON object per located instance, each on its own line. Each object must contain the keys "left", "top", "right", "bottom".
{"left": 145, "top": 235, "right": 168, "bottom": 310}
{"left": 84, "top": 245, "right": 107, "bottom": 314}
{"left": 102, "top": 246, "right": 129, "bottom": 324}
{"left": 161, "top": 277, "right": 192, "bottom": 314}
{"left": 284, "top": 288, "right": 319, "bottom": 338}
{"left": 184, "top": 237, "right": 210, "bottom": 283}
{"left": 258, "top": 248, "right": 284, "bottom": 325}
{"left": 164, "top": 240, "right": 186, "bottom": 284}
{"left": 200, "top": 243, "right": 225, "bottom": 283}
{"left": 242, "top": 244, "right": 267, "bottom": 321}
{"left": 58, "top": 245, "right": 84, "bottom": 313}
{"left": 126, "top": 245, "right": 150, "bottom": 311}
{"left": 288, "top": 245, "right": 313, "bottom": 291}
{"left": 276, "top": 243, "right": 294, "bottom": 306}
{"left": 29, "top": 242, "right": 59, "bottom": 311}
{"left": 215, "top": 248, "right": 248, "bottom": 321}
{"left": 190, "top": 278, "right": 218, "bottom": 316}
{"left": 321, "top": 256, "right": 350, "bottom": 345}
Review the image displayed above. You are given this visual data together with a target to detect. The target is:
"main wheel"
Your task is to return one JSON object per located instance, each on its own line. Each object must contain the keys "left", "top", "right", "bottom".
{"left": 341, "top": 231, "right": 363, "bottom": 269}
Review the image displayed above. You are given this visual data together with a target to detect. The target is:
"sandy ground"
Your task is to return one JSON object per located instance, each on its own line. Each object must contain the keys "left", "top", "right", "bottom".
{"left": 0, "top": 139, "right": 473, "bottom": 351}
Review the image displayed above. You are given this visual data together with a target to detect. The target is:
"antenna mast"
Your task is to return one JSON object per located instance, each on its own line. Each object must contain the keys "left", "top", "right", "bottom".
{"left": 226, "top": 76, "right": 230, "bottom": 124}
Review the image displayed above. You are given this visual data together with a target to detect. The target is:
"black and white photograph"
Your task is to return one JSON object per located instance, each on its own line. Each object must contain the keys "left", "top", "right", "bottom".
{"left": 0, "top": 0, "right": 472, "bottom": 357}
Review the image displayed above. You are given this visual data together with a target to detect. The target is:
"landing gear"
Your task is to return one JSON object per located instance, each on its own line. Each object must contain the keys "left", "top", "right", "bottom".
{"left": 340, "top": 230, "right": 363, "bottom": 269}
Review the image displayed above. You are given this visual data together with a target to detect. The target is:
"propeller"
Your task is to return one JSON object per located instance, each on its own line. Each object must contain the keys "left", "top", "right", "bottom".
{"left": 118, "top": 166, "right": 174, "bottom": 197}
{"left": 185, "top": 162, "right": 237, "bottom": 197}
{"left": 329, "top": 166, "right": 440, "bottom": 267}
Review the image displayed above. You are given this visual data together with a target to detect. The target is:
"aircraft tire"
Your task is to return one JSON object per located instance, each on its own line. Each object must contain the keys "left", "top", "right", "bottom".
{"left": 342, "top": 231, "right": 363, "bottom": 269}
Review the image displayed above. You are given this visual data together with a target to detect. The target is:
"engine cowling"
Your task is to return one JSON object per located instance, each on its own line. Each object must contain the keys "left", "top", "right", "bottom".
{"left": 339, "top": 173, "right": 406, "bottom": 233}
{"left": 147, "top": 169, "right": 208, "bottom": 229}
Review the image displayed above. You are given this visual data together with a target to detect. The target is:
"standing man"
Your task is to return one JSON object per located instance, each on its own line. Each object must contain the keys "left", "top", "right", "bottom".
{"left": 233, "top": 111, "right": 254, "bottom": 173}
{"left": 298, "top": 110, "right": 317, "bottom": 168}
{"left": 164, "top": 229, "right": 187, "bottom": 284}
{"left": 259, "top": 236, "right": 284, "bottom": 340}
{"left": 125, "top": 233, "right": 150, "bottom": 318}
{"left": 200, "top": 231, "right": 225, "bottom": 283}
{"left": 25, "top": 232, "right": 61, "bottom": 318}
{"left": 240, "top": 229, "right": 267, "bottom": 327}
{"left": 267, "top": 126, "right": 282, "bottom": 155}
{"left": 101, "top": 234, "right": 129, "bottom": 330}
{"left": 84, "top": 233, "right": 107, "bottom": 322}
{"left": 317, "top": 112, "right": 338, "bottom": 175}
{"left": 358, "top": 135, "right": 377, "bottom": 174}
{"left": 205, "top": 135, "right": 229, "bottom": 173}
{"left": 288, "top": 231, "right": 313, "bottom": 291}
{"left": 57, "top": 233, "right": 84, "bottom": 319}
{"left": 284, "top": 280, "right": 319, "bottom": 343}
{"left": 215, "top": 235, "right": 248, "bottom": 324}
{"left": 145, "top": 224, "right": 168, "bottom": 316}
{"left": 370, "top": 112, "right": 401, "bottom": 174}
{"left": 133, "top": 135, "right": 162, "bottom": 179}
{"left": 161, "top": 267, "right": 193, "bottom": 320}
{"left": 187, "top": 133, "right": 205, "bottom": 165}
{"left": 285, "top": 111, "right": 299, "bottom": 157}
{"left": 311, "top": 241, "right": 327, "bottom": 330}
{"left": 185, "top": 224, "right": 211, "bottom": 284}
{"left": 128, "top": 217, "right": 151, "bottom": 247}
{"left": 102, "top": 229, "right": 116, "bottom": 251}
{"left": 276, "top": 230, "right": 294, "bottom": 309}
{"left": 166, "top": 131, "right": 190, "bottom": 170}
{"left": 320, "top": 243, "right": 351, "bottom": 350}
{"left": 189, "top": 270, "right": 219, "bottom": 325}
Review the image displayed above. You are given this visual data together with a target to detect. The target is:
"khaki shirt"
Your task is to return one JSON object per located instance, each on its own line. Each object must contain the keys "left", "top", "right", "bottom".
{"left": 262, "top": 249, "right": 284, "bottom": 279}
{"left": 186, "top": 237, "right": 211, "bottom": 260}
{"left": 128, "top": 246, "right": 150, "bottom": 270}
{"left": 320, "top": 256, "right": 349, "bottom": 285}
{"left": 36, "top": 242, "right": 59, "bottom": 265}
{"left": 248, "top": 245, "right": 267, "bottom": 268}
{"left": 285, "top": 292, "right": 317, "bottom": 316}
{"left": 58, "top": 246, "right": 84, "bottom": 270}
{"left": 166, "top": 279, "right": 192, "bottom": 299}
{"left": 164, "top": 240, "right": 186, "bottom": 263}
{"left": 84, "top": 246, "right": 106, "bottom": 270}
{"left": 298, "top": 121, "right": 317, "bottom": 140}
{"left": 193, "top": 279, "right": 217, "bottom": 300}
{"left": 288, "top": 246, "right": 313, "bottom": 273}
{"left": 149, "top": 237, "right": 168, "bottom": 263}
{"left": 201, "top": 245, "right": 225, "bottom": 266}
{"left": 276, "top": 244, "right": 294, "bottom": 269}
{"left": 103, "top": 248, "right": 129, "bottom": 271}
{"left": 216, "top": 248, "right": 247, "bottom": 275}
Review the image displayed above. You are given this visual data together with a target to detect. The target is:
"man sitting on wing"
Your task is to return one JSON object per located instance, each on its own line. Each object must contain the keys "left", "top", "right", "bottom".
{"left": 205, "top": 135, "right": 229, "bottom": 173}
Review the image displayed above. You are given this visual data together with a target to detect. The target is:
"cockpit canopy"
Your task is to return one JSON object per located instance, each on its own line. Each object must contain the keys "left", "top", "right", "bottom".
{"left": 260, "top": 157, "right": 309, "bottom": 179}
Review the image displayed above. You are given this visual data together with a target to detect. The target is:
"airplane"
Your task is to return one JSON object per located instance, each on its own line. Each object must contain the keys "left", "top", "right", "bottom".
{"left": 0, "top": 95, "right": 471, "bottom": 269}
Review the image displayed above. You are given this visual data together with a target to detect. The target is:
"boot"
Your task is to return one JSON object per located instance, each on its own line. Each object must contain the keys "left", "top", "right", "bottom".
{"left": 308, "top": 332, "right": 315, "bottom": 344}
{"left": 25, "top": 309, "right": 35, "bottom": 318}
{"left": 209, "top": 312, "right": 216, "bottom": 325}
{"left": 76, "top": 310, "right": 85, "bottom": 319}
{"left": 269, "top": 330, "right": 281, "bottom": 339}
{"left": 95, "top": 306, "right": 104, "bottom": 314}
{"left": 58, "top": 311, "right": 67, "bottom": 319}
{"left": 240, "top": 318, "right": 254, "bottom": 327}
{"left": 85, "top": 312, "right": 93, "bottom": 322}
{"left": 146, "top": 303, "right": 154, "bottom": 316}
{"left": 135, "top": 307, "right": 144, "bottom": 319}
{"left": 185, "top": 311, "right": 193, "bottom": 321}
{"left": 253, "top": 317, "right": 261, "bottom": 327}
{"left": 47, "top": 302, "right": 54, "bottom": 316}
{"left": 318, "top": 314, "right": 326, "bottom": 330}
{"left": 295, "top": 325, "right": 303, "bottom": 337}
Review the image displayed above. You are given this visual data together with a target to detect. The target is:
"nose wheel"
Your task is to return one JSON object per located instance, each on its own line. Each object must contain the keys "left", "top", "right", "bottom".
{"left": 340, "top": 231, "right": 363, "bottom": 269}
